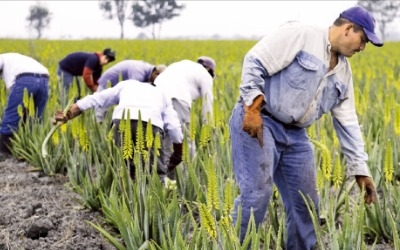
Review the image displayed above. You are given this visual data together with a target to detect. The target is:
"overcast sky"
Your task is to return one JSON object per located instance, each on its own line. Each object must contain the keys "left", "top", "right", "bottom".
{"left": 0, "top": 1, "right": 362, "bottom": 40}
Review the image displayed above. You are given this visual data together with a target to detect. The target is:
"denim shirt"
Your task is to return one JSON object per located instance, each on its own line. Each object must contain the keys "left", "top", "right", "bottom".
{"left": 239, "top": 21, "right": 370, "bottom": 177}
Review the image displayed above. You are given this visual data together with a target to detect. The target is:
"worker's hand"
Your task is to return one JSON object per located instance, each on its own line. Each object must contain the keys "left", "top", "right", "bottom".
{"left": 53, "top": 111, "right": 68, "bottom": 124}
{"left": 167, "top": 143, "right": 183, "bottom": 170}
{"left": 242, "top": 95, "right": 264, "bottom": 147}
{"left": 355, "top": 175, "right": 377, "bottom": 205}
{"left": 91, "top": 84, "right": 98, "bottom": 92}
{"left": 53, "top": 104, "right": 82, "bottom": 124}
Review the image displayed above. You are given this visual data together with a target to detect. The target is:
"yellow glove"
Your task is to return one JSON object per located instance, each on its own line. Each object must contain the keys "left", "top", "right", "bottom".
{"left": 242, "top": 95, "right": 264, "bottom": 147}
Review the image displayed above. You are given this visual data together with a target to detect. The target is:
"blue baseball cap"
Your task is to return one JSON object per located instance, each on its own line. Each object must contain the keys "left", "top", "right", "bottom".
{"left": 340, "top": 6, "right": 383, "bottom": 47}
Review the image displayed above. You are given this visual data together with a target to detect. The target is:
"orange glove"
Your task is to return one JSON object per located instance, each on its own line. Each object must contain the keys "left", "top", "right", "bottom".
{"left": 355, "top": 175, "right": 377, "bottom": 205}
{"left": 242, "top": 95, "right": 264, "bottom": 147}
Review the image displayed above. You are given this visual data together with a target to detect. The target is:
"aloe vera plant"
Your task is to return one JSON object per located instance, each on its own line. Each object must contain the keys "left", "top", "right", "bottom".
{"left": 1, "top": 39, "right": 400, "bottom": 249}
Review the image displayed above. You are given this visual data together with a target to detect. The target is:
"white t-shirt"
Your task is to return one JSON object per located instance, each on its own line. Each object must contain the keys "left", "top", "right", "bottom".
{"left": 154, "top": 59, "right": 214, "bottom": 122}
{"left": 77, "top": 80, "right": 183, "bottom": 143}
{"left": 0, "top": 52, "right": 49, "bottom": 89}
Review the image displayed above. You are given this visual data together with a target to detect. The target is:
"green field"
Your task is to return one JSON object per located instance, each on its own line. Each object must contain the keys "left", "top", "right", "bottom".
{"left": 0, "top": 39, "right": 399, "bottom": 249}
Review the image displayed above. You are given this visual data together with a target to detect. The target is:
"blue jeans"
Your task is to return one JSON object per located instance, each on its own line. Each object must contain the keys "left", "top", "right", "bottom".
{"left": 57, "top": 66, "right": 75, "bottom": 107}
{"left": 0, "top": 75, "right": 49, "bottom": 136}
{"left": 229, "top": 102, "right": 319, "bottom": 250}
{"left": 57, "top": 66, "right": 74, "bottom": 89}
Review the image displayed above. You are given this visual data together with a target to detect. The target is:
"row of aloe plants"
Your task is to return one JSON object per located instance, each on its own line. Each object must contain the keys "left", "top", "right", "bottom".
{"left": 10, "top": 98, "right": 400, "bottom": 249}
{"left": 1, "top": 39, "right": 400, "bottom": 249}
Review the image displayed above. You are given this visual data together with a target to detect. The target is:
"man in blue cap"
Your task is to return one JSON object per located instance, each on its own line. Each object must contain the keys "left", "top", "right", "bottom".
{"left": 229, "top": 6, "right": 382, "bottom": 249}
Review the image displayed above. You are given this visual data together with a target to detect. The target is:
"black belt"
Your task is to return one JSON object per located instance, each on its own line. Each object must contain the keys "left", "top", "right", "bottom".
{"left": 16, "top": 73, "right": 49, "bottom": 79}
{"left": 261, "top": 109, "right": 299, "bottom": 129}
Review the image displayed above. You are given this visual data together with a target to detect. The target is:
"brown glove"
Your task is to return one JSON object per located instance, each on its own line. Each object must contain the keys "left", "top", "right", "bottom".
{"left": 167, "top": 143, "right": 183, "bottom": 170}
{"left": 54, "top": 103, "right": 82, "bottom": 124}
{"left": 242, "top": 95, "right": 264, "bottom": 147}
{"left": 355, "top": 175, "right": 377, "bottom": 205}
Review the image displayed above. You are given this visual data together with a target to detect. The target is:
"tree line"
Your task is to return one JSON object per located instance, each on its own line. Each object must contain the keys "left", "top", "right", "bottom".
{"left": 27, "top": 0, "right": 185, "bottom": 40}
{"left": 27, "top": 0, "right": 399, "bottom": 41}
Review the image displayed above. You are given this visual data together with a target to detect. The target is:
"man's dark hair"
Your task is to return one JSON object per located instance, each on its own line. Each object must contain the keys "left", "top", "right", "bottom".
{"left": 103, "top": 48, "right": 116, "bottom": 62}
{"left": 333, "top": 17, "right": 363, "bottom": 33}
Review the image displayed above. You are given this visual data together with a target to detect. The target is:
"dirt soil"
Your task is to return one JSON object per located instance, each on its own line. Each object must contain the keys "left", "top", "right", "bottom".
{"left": 0, "top": 154, "right": 395, "bottom": 250}
{"left": 0, "top": 156, "right": 116, "bottom": 250}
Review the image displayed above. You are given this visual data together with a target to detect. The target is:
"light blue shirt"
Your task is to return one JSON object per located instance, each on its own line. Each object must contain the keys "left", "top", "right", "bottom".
{"left": 77, "top": 80, "right": 183, "bottom": 143}
{"left": 240, "top": 21, "right": 370, "bottom": 177}
{"left": 97, "top": 60, "right": 154, "bottom": 91}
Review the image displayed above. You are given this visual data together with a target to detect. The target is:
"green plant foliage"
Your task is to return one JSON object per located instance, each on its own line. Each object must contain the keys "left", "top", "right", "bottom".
{"left": 384, "top": 139, "right": 394, "bottom": 183}
{"left": 122, "top": 110, "right": 133, "bottom": 160}
{"left": 1, "top": 39, "right": 400, "bottom": 249}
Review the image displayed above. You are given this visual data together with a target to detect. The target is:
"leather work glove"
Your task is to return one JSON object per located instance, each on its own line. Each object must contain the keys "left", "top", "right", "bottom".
{"left": 53, "top": 103, "right": 82, "bottom": 124}
{"left": 242, "top": 95, "right": 264, "bottom": 147}
{"left": 167, "top": 143, "right": 183, "bottom": 171}
{"left": 355, "top": 175, "right": 377, "bottom": 205}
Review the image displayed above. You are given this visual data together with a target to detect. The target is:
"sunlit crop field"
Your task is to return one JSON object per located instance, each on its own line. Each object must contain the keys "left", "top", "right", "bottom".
{"left": 0, "top": 39, "right": 399, "bottom": 249}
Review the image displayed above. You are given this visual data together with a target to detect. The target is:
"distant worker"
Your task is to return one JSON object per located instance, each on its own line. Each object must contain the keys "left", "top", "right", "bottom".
{"left": 154, "top": 56, "right": 216, "bottom": 161}
{"left": 95, "top": 60, "right": 167, "bottom": 123}
{"left": 0, "top": 52, "right": 49, "bottom": 156}
{"left": 54, "top": 79, "right": 183, "bottom": 180}
{"left": 57, "top": 48, "right": 116, "bottom": 106}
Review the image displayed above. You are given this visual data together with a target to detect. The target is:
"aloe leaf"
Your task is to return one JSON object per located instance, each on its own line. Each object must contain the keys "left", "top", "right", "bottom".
{"left": 41, "top": 98, "right": 75, "bottom": 158}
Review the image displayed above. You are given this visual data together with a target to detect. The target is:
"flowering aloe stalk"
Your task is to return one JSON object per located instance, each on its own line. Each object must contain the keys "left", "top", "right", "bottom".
{"left": 41, "top": 98, "right": 74, "bottom": 158}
